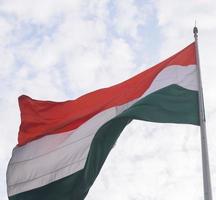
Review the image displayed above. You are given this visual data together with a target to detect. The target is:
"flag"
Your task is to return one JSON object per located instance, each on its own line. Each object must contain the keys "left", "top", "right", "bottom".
{"left": 7, "top": 42, "right": 199, "bottom": 200}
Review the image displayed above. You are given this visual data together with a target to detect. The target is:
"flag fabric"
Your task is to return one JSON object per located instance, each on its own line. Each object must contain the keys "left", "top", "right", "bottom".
{"left": 7, "top": 42, "right": 199, "bottom": 200}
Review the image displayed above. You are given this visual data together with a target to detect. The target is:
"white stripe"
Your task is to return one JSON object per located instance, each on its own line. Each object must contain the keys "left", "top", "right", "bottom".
{"left": 7, "top": 64, "right": 198, "bottom": 196}
{"left": 7, "top": 107, "right": 118, "bottom": 196}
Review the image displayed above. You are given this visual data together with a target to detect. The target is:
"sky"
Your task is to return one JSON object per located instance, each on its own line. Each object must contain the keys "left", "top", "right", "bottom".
{"left": 0, "top": 0, "right": 216, "bottom": 199}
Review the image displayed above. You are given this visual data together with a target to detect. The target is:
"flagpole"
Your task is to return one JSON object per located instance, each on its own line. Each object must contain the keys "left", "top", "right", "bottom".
{"left": 193, "top": 26, "right": 213, "bottom": 200}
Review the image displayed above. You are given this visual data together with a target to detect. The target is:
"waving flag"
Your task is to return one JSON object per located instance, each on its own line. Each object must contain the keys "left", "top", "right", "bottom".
{"left": 7, "top": 42, "right": 199, "bottom": 200}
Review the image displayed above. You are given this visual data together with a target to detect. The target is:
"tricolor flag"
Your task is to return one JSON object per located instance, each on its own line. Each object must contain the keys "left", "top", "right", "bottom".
{"left": 7, "top": 42, "right": 199, "bottom": 200}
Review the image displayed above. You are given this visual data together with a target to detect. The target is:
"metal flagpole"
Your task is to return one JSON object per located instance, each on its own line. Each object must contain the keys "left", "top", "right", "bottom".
{"left": 193, "top": 26, "right": 213, "bottom": 200}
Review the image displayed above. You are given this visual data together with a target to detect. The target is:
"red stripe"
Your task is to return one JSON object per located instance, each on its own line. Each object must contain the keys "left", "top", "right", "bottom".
{"left": 18, "top": 42, "right": 196, "bottom": 145}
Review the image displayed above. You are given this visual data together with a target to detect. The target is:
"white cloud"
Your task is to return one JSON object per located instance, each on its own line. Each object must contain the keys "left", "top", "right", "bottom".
{"left": 0, "top": 0, "right": 82, "bottom": 23}
{"left": 113, "top": 0, "right": 148, "bottom": 39}
{"left": 0, "top": 1, "right": 149, "bottom": 199}
{"left": 87, "top": 122, "right": 203, "bottom": 200}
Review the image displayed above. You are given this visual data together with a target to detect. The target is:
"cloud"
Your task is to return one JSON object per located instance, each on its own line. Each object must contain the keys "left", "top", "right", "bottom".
{"left": 87, "top": 122, "right": 202, "bottom": 200}
{"left": 0, "top": 1, "right": 151, "bottom": 199}
{"left": 112, "top": 0, "right": 147, "bottom": 39}
{"left": 0, "top": 0, "right": 82, "bottom": 23}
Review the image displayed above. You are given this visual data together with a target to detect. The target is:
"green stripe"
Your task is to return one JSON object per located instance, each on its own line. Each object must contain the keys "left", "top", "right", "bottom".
{"left": 9, "top": 84, "right": 199, "bottom": 200}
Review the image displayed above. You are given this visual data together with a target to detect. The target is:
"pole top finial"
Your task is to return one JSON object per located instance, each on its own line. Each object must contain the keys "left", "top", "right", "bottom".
{"left": 193, "top": 20, "right": 198, "bottom": 37}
